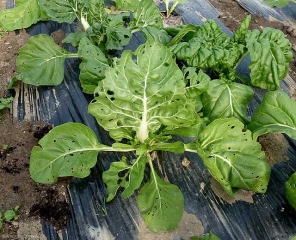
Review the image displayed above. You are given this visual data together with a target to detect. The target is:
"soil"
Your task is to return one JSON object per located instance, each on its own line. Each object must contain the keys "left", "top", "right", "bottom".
{"left": 0, "top": 0, "right": 294, "bottom": 239}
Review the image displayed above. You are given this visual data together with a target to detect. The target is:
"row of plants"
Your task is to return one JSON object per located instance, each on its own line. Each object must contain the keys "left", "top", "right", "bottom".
{"left": 1, "top": 0, "right": 296, "bottom": 234}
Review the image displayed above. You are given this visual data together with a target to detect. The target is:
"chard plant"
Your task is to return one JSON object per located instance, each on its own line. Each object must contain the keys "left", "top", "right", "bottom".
{"left": 1, "top": 0, "right": 296, "bottom": 232}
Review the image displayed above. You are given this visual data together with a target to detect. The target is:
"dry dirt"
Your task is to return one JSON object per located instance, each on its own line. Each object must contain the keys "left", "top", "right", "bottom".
{"left": 0, "top": 0, "right": 294, "bottom": 239}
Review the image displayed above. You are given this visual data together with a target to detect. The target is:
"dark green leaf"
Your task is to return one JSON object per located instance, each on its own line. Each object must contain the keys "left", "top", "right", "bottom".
{"left": 103, "top": 155, "right": 147, "bottom": 201}
{"left": 138, "top": 170, "right": 184, "bottom": 232}
{"left": 30, "top": 123, "right": 109, "bottom": 183}
{"left": 286, "top": 172, "right": 296, "bottom": 210}
{"left": 168, "top": 24, "right": 198, "bottom": 46}
{"left": 78, "top": 37, "right": 109, "bottom": 94}
{"left": 62, "top": 31, "right": 87, "bottom": 47}
{"left": 246, "top": 28, "right": 293, "bottom": 90}
{"left": 248, "top": 90, "right": 296, "bottom": 139}
{"left": 201, "top": 80, "right": 254, "bottom": 124}
{"left": 16, "top": 34, "right": 77, "bottom": 86}
{"left": 231, "top": 15, "right": 251, "bottom": 43}
{"left": 197, "top": 118, "right": 270, "bottom": 196}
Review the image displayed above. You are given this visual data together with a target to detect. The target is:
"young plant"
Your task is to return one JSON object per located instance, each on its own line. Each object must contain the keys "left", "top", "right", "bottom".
{"left": 164, "top": 0, "right": 187, "bottom": 17}
{"left": 0, "top": 97, "right": 13, "bottom": 119}
{"left": 263, "top": 0, "right": 296, "bottom": 7}
{"left": 0, "top": 206, "right": 19, "bottom": 230}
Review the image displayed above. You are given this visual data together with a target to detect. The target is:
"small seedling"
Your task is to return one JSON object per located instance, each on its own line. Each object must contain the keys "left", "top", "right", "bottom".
{"left": 164, "top": 0, "right": 187, "bottom": 17}
{"left": 0, "top": 206, "right": 19, "bottom": 230}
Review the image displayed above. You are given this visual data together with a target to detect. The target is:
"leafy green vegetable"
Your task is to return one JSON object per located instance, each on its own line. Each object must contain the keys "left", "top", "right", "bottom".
{"left": 164, "top": 0, "right": 187, "bottom": 17}
{"left": 191, "top": 232, "right": 221, "bottom": 240}
{"left": 16, "top": 34, "right": 78, "bottom": 86}
{"left": 246, "top": 28, "right": 293, "bottom": 90}
{"left": 0, "top": 0, "right": 48, "bottom": 31}
{"left": 138, "top": 165, "right": 184, "bottom": 232}
{"left": 103, "top": 154, "right": 147, "bottom": 201}
{"left": 201, "top": 80, "right": 254, "bottom": 124}
{"left": 286, "top": 173, "right": 296, "bottom": 210}
{"left": 0, "top": 97, "right": 13, "bottom": 119}
{"left": 197, "top": 118, "right": 270, "bottom": 196}
{"left": 263, "top": 0, "right": 291, "bottom": 7}
{"left": 248, "top": 90, "right": 296, "bottom": 139}
{"left": 29, "top": 123, "right": 111, "bottom": 183}
{"left": 88, "top": 41, "right": 199, "bottom": 142}
{"left": 0, "top": 206, "right": 19, "bottom": 231}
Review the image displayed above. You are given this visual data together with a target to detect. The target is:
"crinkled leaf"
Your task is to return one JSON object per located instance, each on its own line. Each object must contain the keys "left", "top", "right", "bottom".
{"left": 103, "top": 155, "right": 146, "bottom": 201}
{"left": 197, "top": 118, "right": 270, "bottom": 196}
{"left": 0, "top": 0, "right": 48, "bottom": 31}
{"left": 30, "top": 123, "right": 109, "bottom": 184}
{"left": 138, "top": 170, "right": 184, "bottom": 232}
{"left": 62, "top": 31, "right": 87, "bottom": 47}
{"left": 248, "top": 90, "right": 296, "bottom": 139}
{"left": 141, "top": 26, "right": 171, "bottom": 45}
{"left": 231, "top": 15, "right": 251, "bottom": 43}
{"left": 88, "top": 42, "right": 198, "bottom": 142}
{"left": 263, "top": 0, "right": 290, "bottom": 7}
{"left": 129, "top": 0, "right": 163, "bottom": 29}
{"left": 39, "top": 0, "right": 77, "bottom": 23}
{"left": 78, "top": 37, "right": 109, "bottom": 94}
{"left": 246, "top": 28, "right": 293, "bottom": 90}
{"left": 285, "top": 172, "right": 296, "bottom": 210}
{"left": 16, "top": 34, "right": 77, "bottom": 86}
{"left": 201, "top": 80, "right": 254, "bottom": 124}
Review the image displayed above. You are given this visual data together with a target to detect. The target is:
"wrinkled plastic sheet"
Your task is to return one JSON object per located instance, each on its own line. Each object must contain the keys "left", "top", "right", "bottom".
{"left": 5, "top": 0, "right": 296, "bottom": 239}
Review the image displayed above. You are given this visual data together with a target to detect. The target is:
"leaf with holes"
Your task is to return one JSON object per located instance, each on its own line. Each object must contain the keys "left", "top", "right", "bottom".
{"left": 286, "top": 172, "right": 296, "bottom": 210}
{"left": 78, "top": 37, "right": 109, "bottom": 94}
{"left": 16, "top": 34, "right": 78, "bottom": 86}
{"left": 196, "top": 117, "right": 271, "bottom": 196}
{"left": 0, "top": 0, "right": 48, "bottom": 31}
{"left": 201, "top": 80, "right": 254, "bottom": 124}
{"left": 29, "top": 122, "right": 110, "bottom": 183}
{"left": 103, "top": 154, "right": 147, "bottom": 201}
{"left": 138, "top": 170, "right": 184, "bottom": 232}
{"left": 88, "top": 41, "right": 199, "bottom": 142}
{"left": 248, "top": 90, "right": 296, "bottom": 139}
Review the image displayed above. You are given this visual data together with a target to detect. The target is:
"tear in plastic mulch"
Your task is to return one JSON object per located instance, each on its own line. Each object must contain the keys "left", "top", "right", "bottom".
{"left": 7, "top": 0, "right": 296, "bottom": 239}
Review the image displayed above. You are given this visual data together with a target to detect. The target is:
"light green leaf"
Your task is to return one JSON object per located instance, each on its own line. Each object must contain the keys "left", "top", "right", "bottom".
{"left": 88, "top": 42, "right": 198, "bottom": 142}
{"left": 167, "top": 24, "right": 198, "bottom": 47}
{"left": 192, "top": 232, "right": 221, "bottom": 240}
{"left": 201, "top": 80, "right": 254, "bottom": 124}
{"left": 30, "top": 123, "right": 110, "bottom": 184}
{"left": 114, "top": 0, "right": 140, "bottom": 10}
{"left": 106, "top": 25, "right": 131, "bottom": 50}
{"left": 39, "top": 0, "right": 76, "bottom": 23}
{"left": 4, "top": 210, "right": 17, "bottom": 221}
{"left": 138, "top": 170, "right": 184, "bottom": 232}
{"left": 16, "top": 34, "right": 77, "bottom": 86}
{"left": 248, "top": 90, "right": 296, "bottom": 139}
{"left": 0, "top": 0, "right": 48, "bottom": 31}
{"left": 103, "top": 155, "right": 147, "bottom": 201}
{"left": 78, "top": 37, "right": 109, "bottom": 94}
{"left": 263, "top": 0, "right": 290, "bottom": 7}
{"left": 141, "top": 26, "right": 171, "bottom": 45}
{"left": 129, "top": 0, "right": 163, "bottom": 29}
{"left": 150, "top": 142, "right": 185, "bottom": 153}
{"left": 246, "top": 28, "right": 293, "bottom": 90}
{"left": 286, "top": 172, "right": 296, "bottom": 210}
{"left": 197, "top": 118, "right": 270, "bottom": 196}
{"left": 184, "top": 68, "right": 210, "bottom": 99}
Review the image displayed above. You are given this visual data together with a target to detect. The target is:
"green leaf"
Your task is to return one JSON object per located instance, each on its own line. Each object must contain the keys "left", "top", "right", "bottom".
{"left": 78, "top": 37, "right": 109, "bottom": 94}
{"left": 88, "top": 41, "right": 199, "bottom": 142}
{"left": 129, "top": 0, "right": 163, "bottom": 29}
{"left": 106, "top": 25, "right": 131, "bottom": 50}
{"left": 62, "top": 31, "right": 87, "bottom": 47}
{"left": 184, "top": 68, "right": 210, "bottom": 99}
{"left": 201, "top": 80, "right": 254, "bottom": 124}
{"left": 150, "top": 142, "right": 185, "bottom": 153}
{"left": 248, "top": 90, "right": 296, "bottom": 139}
{"left": 138, "top": 170, "right": 184, "bottom": 232}
{"left": 286, "top": 172, "right": 296, "bottom": 210}
{"left": 141, "top": 26, "right": 171, "bottom": 45}
{"left": 0, "top": 0, "right": 48, "bottom": 31}
{"left": 0, "top": 97, "right": 13, "bottom": 110}
{"left": 29, "top": 123, "right": 109, "bottom": 184}
{"left": 39, "top": 0, "right": 77, "bottom": 24}
{"left": 263, "top": 0, "right": 290, "bottom": 7}
{"left": 103, "top": 155, "right": 147, "bottom": 201}
{"left": 114, "top": 0, "right": 140, "bottom": 10}
{"left": 246, "top": 28, "right": 293, "bottom": 90}
{"left": 167, "top": 24, "right": 198, "bottom": 47}
{"left": 231, "top": 15, "right": 251, "bottom": 43}
{"left": 197, "top": 118, "right": 270, "bottom": 196}
{"left": 191, "top": 232, "right": 221, "bottom": 240}
{"left": 4, "top": 210, "right": 17, "bottom": 221}
{"left": 16, "top": 34, "right": 77, "bottom": 86}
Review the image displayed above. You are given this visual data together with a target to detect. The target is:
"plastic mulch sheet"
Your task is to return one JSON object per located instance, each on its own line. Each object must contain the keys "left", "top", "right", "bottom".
{"left": 6, "top": 0, "right": 296, "bottom": 239}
